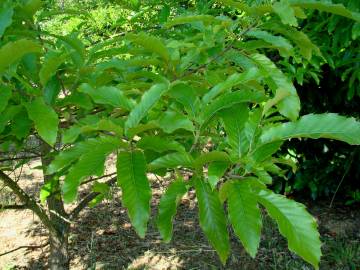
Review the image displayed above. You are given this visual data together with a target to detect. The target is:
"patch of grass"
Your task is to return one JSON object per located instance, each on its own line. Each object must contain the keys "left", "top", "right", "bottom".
{"left": 324, "top": 239, "right": 360, "bottom": 270}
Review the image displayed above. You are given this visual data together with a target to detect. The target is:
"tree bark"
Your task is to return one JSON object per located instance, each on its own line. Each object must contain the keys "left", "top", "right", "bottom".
{"left": 41, "top": 142, "right": 70, "bottom": 270}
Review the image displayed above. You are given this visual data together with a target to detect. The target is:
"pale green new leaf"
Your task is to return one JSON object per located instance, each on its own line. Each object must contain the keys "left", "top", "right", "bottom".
{"left": 0, "top": 39, "right": 41, "bottom": 73}
{"left": 257, "top": 189, "right": 321, "bottom": 269}
{"left": 260, "top": 113, "right": 360, "bottom": 145}
{"left": 148, "top": 152, "right": 194, "bottom": 171}
{"left": 117, "top": 150, "right": 151, "bottom": 238}
{"left": 246, "top": 30, "right": 294, "bottom": 57}
{"left": 62, "top": 137, "right": 120, "bottom": 202}
{"left": 157, "top": 179, "right": 188, "bottom": 242}
{"left": 203, "top": 67, "right": 260, "bottom": 103}
{"left": 125, "top": 83, "right": 168, "bottom": 134}
{"left": 25, "top": 97, "right": 59, "bottom": 146}
{"left": 137, "top": 136, "right": 185, "bottom": 153}
{"left": 194, "top": 178, "right": 230, "bottom": 264}
{"left": 127, "top": 33, "right": 170, "bottom": 62}
{"left": 227, "top": 181, "right": 262, "bottom": 258}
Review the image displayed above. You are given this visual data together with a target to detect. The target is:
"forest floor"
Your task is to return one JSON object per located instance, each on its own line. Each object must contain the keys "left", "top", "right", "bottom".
{"left": 0, "top": 158, "right": 359, "bottom": 270}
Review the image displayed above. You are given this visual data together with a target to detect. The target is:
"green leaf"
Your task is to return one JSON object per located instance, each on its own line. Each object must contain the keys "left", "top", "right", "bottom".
{"left": 165, "top": 15, "right": 223, "bottom": 28}
{"left": 168, "top": 83, "right": 199, "bottom": 118}
{"left": 0, "top": 105, "right": 22, "bottom": 133}
{"left": 201, "top": 90, "right": 266, "bottom": 127}
{"left": 11, "top": 109, "right": 32, "bottom": 139}
{"left": 62, "top": 137, "right": 120, "bottom": 202}
{"left": 125, "top": 83, "right": 168, "bottom": 134}
{"left": 220, "top": 104, "right": 249, "bottom": 159}
{"left": 137, "top": 136, "right": 185, "bottom": 153}
{"left": 0, "top": 39, "right": 41, "bottom": 73}
{"left": 194, "top": 178, "right": 230, "bottom": 264}
{"left": 227, "top": 181, "right": 262, "bottom": 258}
{"left": 203, "top": 67, "right": 260, "bottom": 103}
{"left": 39, "top": 51, "right": 68, "bottom": 86}
{"left": 25, "top": 97, "right": 59, "bottom": 146}
{"left": 194, "top": 151, "right": 230, "bottom": 169}
{"left": 251, "top": 53, "right": 300, "bottom": 121}
{"left": 157, "top": 179, "right": 188, "bottom": 242}
{"left": 246, "top": 30, "right": 294, "bottom": 57}
{"left": 289, "top": 0, "right": 360, "bottom": 22}
{"left": 273, "top": 1, "right": 298, "bottom": 26}
{"left": 257, "top": 188, "right": 321, "bottom": 269}
{"left": 157, "top": 110, "right": 194, "bottom": 133}
{"left": 0, "top": 86, "right": 11, "bottom": 113}
{"left": 0, "top": 0, "right": 14, "bottom": 37}
{"left": 79, "top": 84, "right": 134, "bottom": 110}
{"left": 148, "top": 152, "right": 194, "bottom": 171}
{"left": 127, "top": 33, "right": 170, "bottom": 62}
{"left": 251, "top": 141, "right": 283, "bottom": 163}
{"left": 260, "top": 113, "right": 360, "bottom": 145}
{"left": 117, "top": 150, "right": 151, "bottom": 238}
{"left": 208, "top": 161, "right": 229, "bottom": 189}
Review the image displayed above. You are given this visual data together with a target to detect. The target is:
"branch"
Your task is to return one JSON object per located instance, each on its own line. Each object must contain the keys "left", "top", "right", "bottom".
{"left": 0, "top": 204, "right": 27, "bottom": 210}
{"left": 70, "top": 176, "right": 117, "bottom": 219}
{"left": 0, "top": 155, "right": 42, "bottom": 163}
{"left": 0, "top": 170, "right": 57, "bottom": 234}
{"left": 0, "top": 242, "right": 49, "bottom": 257}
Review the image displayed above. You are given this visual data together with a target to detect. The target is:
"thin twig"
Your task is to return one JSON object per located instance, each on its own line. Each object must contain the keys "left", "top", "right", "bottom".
{"left": 0, "top": 243, "right": 49, "bottom": 257}
{"left": 0, "top": 204, "right": 27, "bottom": 210}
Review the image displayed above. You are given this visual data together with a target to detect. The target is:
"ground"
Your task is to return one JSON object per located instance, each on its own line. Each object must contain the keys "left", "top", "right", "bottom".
{"left": 0, "top": 159, "right": 359, "bottom": 270}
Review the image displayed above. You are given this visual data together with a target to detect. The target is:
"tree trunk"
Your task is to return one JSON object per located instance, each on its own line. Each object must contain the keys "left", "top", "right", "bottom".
{"left": 41, "top": 142, "right": 70, "bottom": 270}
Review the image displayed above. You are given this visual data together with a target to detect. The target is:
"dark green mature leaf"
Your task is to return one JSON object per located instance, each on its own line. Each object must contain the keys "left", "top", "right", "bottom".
{"left": 201, "top": 90, "right": 266, "bottom": 126}
{"left": 256, "top": 188, "right": 321, "bottom": 269}
{"left": 0, "top": 0, "right": 14, "bottom": 37}
{"left": 125, "top": 83, "right": 168, "bottom": 134}
{"left": 220, "top": 104, "right": 249, "bottom": 159}
{"left": 62, "top": 137, "right": 120, "bottom": 202}
{"left": 0, "top": 105, "right": 22, "bottom": 133}
{"left": 79, "top": 84, "right": 133, "bottom": 110}
{"left": 157, "top": 179, "right": 188, "bottom": 242}
{"left": 11, "top": 109, "right": 32, "bottom": 139}
{"left": 0, "top": 39, "right": 41, "bottom": 73}
{"left": 25, "top": 97, "right": 59, "bottom": 146}
{"left": 260, "top": 113, "right": 360, "bottom": 145}
{"left": 227, "top": 181, "right": 262, "bottom": 258}
{"left": 194, "top": 151, "right": 230, "bottom": 169}
{"left": 117, "top": 150, "right": 151, "bottom": 238}
{"left": 0, "top": 86, "right": 11, "bottom": 113}
{"left": 194, "top": 178, "right": 230, "bottom": 264}
{"left": 273, "top": 1, "right": 298, "bottom": 26}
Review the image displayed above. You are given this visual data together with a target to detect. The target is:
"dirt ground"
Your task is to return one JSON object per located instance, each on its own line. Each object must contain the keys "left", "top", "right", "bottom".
{"left": 1, "top": 159, "right": 359, "bottom": 270}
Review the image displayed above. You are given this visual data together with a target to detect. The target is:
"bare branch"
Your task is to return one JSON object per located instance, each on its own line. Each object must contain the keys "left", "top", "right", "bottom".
{"left": 0, "top": 243, "right": 49, "bottom": 257}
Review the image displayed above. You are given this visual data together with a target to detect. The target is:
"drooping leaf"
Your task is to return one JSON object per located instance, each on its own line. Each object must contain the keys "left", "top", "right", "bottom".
{"left": 127, "top": 33, "right": 170, "bottom": 62}
{"left": 125, "top": 83, "right": 168, "bottom": 134}
{"left": 62, "top": 137, "right": 120, "bottom": 202}
{"left": 25, "top": 97, "right": 59, "bottom": 146}
{"left": 0, "top": 39, "right": 41, "bottom": 73}
{"left": 117, "top": 150, "right": 151, "bottom": 238}
{"left": 194, "top": 151, "right": 231, "bottom": 169}
{"left": 194, "top": 178, "right": 230, "bottom": 264}
{"left": 260, "top": 113, "right": 360, "bottom": 145}
{"left": 273, "top": 1, "right": 298, "bottom": 26}
{"left": 39, "top": 51, "right": 68, "bottom": 86}
{"left": 256, "top": 188, "right": 321, "bottom": 269}
{"left": 157, "top": 179, "right": 188, "bottom": 242}
{"left": 11, "top": 108, "right": 32, "bottom": 139}
{"left": 227, "top": 181, "right": 262, "bottom": 258}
